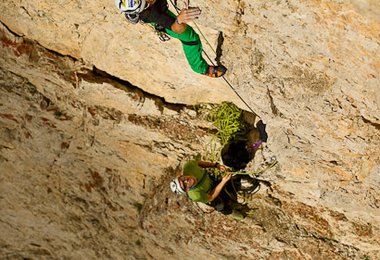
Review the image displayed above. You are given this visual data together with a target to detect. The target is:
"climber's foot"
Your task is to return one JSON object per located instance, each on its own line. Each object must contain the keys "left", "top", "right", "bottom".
{"left": 203, "top": 65, "right": 227, "bottom": 78}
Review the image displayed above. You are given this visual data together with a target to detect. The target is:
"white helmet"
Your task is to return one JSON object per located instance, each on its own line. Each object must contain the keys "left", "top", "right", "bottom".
{"left": 170, "top": 177, "right": 186, "bottom": 195}
{"left": 115, "top": 0, "right": 147, "bottom": 14}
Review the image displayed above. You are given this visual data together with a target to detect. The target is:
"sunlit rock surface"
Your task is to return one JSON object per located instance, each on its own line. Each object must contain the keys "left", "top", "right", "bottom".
{"left": 1, "top": 0, "right": 379, "bottom": 258}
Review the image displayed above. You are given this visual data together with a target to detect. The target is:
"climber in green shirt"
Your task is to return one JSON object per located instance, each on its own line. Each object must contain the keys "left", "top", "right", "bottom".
{"left": 115, "top": 0, "right": 227, "bottom": 77}
{"left": 170, "top": 160, "right": 232, "bottom": 204}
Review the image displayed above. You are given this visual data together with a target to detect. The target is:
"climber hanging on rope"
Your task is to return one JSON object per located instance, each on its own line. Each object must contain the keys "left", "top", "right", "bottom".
{"left": 170, "top": 158, "right": 263, "bottom": 217}
{"left": 114, "top": 0, "right": 227, "bottom": 77}
{"left": 170, "top": 156, "right": 274, "bottom": 218}
{"left": 170, "top": 159, "right": 234, "bottom": 214}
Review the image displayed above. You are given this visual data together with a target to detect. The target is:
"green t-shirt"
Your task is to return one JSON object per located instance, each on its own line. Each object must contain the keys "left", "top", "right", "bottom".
{"left": 183, "top": 160, "right": 213, "bottom": 203}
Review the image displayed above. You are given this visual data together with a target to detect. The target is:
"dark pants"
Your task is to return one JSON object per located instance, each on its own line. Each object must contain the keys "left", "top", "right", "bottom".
{"left": 209, "top": 177, "right": 241, "bottom": 215}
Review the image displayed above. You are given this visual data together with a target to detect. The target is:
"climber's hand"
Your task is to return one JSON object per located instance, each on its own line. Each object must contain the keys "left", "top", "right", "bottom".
{"left": 222, "top": 173, "right": 232, "bottom": 183}
{"left": 177, "top": 7, "right": 201, "bottom": 24}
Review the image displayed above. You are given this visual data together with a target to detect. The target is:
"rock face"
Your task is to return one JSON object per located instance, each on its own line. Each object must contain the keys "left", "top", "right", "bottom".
{"left": 1, "top": 0, "right": 379, "bottom": 259}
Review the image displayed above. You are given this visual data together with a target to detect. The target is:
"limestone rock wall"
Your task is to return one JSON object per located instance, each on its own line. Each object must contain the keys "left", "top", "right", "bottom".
{"left": 0, "top": 23, "right": 212, "bottom": 258}
{"left": 0, "top": 0, "right": 240, "bottom": 105}
{"left": 1, "top": 0, "right": 380, "bottom": 258}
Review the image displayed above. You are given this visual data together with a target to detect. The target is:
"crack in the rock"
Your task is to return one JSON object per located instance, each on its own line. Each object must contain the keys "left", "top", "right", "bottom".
{"left": 77, "top": 66, "right": 191, "bottom": 114}
{"left": 361, "top": 116, "right": 380, "bottom": 130}
{"left": 266, "top": 86, "right": 281, "bottom": 116}
{"left": 0, "top": 20, "right": 196, "bottom": 115}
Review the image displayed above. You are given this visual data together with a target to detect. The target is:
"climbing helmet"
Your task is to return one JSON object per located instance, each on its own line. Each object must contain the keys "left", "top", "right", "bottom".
{"left": 115, "top": 0, "right": 148, "bottom": 23}
{"left": 115, "top": 0, "right": 147, "bottom": 14}
{"left": 170, "top": 177, "right": 186, "bottom": 195}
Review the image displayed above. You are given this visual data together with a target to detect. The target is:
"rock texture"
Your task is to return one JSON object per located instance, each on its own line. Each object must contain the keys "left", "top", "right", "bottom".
{"left": 1, "top": 0, "right": 380, "bottom": 259}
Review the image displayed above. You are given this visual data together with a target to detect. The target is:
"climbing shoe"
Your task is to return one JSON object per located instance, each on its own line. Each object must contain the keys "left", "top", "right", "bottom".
{"left": 203, "top": 65, "right": 227, "bottom": 78}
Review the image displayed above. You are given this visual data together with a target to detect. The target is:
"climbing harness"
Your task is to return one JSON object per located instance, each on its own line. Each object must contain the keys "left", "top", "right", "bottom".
{"left": 156, "top": 31, "right": 171, "bottom": 41}
{"left": 154, "top": 24, "right": 171, "bottom": 42}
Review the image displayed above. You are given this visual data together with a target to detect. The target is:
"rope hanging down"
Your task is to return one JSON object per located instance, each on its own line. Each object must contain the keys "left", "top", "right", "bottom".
{"left": 168, "top": 0, "right": 258, "bottom": 116}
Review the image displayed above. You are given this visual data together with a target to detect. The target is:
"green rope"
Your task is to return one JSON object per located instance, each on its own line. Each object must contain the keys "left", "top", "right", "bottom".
{"left": 224, "top": 159, "right": 277, "bottom": 198}
{"left": 228, "top": 160, "right": 278, "bottom": 176}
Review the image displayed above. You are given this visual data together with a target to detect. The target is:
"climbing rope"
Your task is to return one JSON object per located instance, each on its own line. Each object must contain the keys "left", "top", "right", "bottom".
{"left": 228, "top": 159, "right": 278, "bottom": 177}
{"left": 168, "top": 0, "right": 259, "bottom": 116}
{"left": 167, "top": 3, "right": 280, "bottom": 180}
